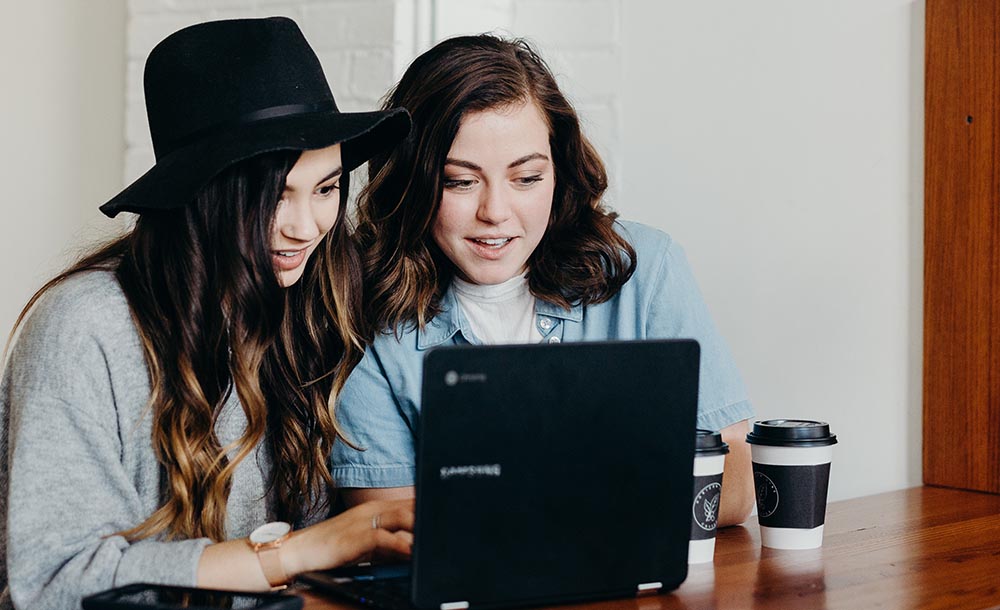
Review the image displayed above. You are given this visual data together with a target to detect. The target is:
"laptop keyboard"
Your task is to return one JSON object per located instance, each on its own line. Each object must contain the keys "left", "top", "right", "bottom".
{"left": 326, "top": 576, "right": 413, "bottom": 610}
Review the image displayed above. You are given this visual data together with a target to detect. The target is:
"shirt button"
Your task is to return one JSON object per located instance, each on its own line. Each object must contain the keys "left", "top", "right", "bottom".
{"left": 547, "top": 336, "right": 561, "bottom": 344}
{"left": 539, "top": 317, "right": 553, "bottom": 330}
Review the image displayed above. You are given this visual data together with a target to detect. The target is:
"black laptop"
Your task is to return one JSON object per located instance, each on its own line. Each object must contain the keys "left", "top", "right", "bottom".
{"left": 303, "top": 339, "right": 700, "bottom": 610}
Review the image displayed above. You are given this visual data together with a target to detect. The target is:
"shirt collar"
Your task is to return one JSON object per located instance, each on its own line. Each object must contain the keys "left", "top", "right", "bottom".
{"left": 535, "top": 298, "right": 583, "bottom": 322}
{"left": 417, "top": 285, "right": 466, "bottom": 350}
{"left": 416, "top": 283, "right": 583, "bottom": 350}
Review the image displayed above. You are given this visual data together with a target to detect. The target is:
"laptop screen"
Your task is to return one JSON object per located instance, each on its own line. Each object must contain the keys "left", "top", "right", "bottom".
{"left": 413, "top": 339, "right": 700, "bottom": 609}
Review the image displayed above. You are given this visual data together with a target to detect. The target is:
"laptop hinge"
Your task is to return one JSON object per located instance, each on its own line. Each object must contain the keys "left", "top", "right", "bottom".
{"left": 637, "top": 582, "right": 662, "bottom": 595}
{"left": 440, "top": 602, "right": 470, "bottom": 610}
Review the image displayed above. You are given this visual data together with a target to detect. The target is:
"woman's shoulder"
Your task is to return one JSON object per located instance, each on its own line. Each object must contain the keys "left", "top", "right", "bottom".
{"left": 369, "top": 323, "right": 421, "bottom": 357}
{"left": 4, "top": 269, "right": 142, "bottom": 420}
{"left": 612, "top": 219, "right": 687, "bottom": 278}
{"left": 15, "top": 269, "right": 132, "bottom": 349}
{"left": 613, "top": 219, "right": 676, "bottom": 255}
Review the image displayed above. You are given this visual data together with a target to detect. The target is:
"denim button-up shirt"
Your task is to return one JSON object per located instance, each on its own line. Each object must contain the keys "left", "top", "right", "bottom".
{"left": 330, "top": 221, "right": 754, "bottom": 488}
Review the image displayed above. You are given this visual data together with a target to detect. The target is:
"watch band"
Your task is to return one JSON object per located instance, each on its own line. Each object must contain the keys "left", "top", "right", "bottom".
{"left": 256, "top": 543, "right": 290, "bottom": 590}
{"left": 248, "top": 523, "right": 292, "bottom": 590}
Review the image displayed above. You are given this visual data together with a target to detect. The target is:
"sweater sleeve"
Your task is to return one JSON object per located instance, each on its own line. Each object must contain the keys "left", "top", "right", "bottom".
{"left": 0, "top": 273, "right": 211, "bottom": 610}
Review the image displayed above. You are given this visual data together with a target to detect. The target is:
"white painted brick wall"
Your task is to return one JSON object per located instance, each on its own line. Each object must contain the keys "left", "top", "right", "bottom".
{"left": 434, "top": 0, "right": 513, "bottom": 39}
{"left": 300, "top": 0, "right": 396, "bottom": 50}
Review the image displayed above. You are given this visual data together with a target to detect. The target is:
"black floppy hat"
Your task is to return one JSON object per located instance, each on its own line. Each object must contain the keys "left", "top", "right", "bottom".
{"left": 100, "top": 17, "right": 411, "bottom": 217}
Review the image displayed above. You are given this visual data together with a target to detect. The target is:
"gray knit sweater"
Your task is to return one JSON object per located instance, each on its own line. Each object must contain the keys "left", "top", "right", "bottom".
{"left": 0, "top": 271, "right": 308, "bottom": 609}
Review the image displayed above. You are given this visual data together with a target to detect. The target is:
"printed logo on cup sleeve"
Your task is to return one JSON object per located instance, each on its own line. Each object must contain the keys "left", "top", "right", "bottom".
{"left": 754, "top": 471, "right": 780, "bottom": 518}
{"left": 693, "top": 482, "right": 722, "bottom": 531}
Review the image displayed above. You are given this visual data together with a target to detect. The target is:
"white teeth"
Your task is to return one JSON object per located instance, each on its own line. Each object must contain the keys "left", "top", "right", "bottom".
{"left": 275, "top": 251, "right": 298, "bottom": 257}
{"left": 475, "top": 238, "right": 511, "bottom": 247}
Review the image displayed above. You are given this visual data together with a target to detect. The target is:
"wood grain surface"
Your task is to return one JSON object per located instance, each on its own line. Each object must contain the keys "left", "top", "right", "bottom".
{"left": 924, "top": 0, "right": 1000, "bottom": 492}
{"left": 296, "top": 487, "right": 1000, "bottom": 610}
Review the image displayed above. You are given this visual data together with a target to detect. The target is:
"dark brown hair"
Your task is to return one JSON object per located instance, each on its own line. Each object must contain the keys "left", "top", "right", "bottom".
{"left": 7, "top": 150, "right": 362, "bottom": 542}
{"left": 356, "top": 34, "right": 636, "bottom": 334}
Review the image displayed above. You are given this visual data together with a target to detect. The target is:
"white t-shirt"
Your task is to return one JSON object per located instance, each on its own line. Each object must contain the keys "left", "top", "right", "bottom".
{"left": 452, "top": 274, "right": 543, "bottom": 345}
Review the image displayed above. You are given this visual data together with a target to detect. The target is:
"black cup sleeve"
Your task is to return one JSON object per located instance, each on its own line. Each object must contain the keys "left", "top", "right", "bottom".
{"left": 753, "top": 463, "right": 831, "bottom": 529}
{"left": 690, "top": 473, "right": 724, "bottom": 540}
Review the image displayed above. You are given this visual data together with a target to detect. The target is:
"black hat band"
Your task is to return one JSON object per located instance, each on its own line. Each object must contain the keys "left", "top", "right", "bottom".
{"left": 159, "top": 100, "right": 338, "bottom": 158}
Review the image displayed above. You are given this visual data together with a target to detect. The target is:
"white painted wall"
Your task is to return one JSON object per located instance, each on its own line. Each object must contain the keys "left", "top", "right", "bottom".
{"left": 411, "top": 1, "right": 924, "bottom": 501}
{"left": 0, "top": 1, "right": 128, "bottom": 343}
{"left": 421, "top": 0, "right": 925, "bottom": 502}
{"left": 620, "top": 1, "right": 925, "bottom": 501}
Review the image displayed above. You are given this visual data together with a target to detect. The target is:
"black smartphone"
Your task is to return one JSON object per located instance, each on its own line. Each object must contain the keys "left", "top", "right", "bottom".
{"left": 81, "top": 583, "right": 303, "bottom": 610}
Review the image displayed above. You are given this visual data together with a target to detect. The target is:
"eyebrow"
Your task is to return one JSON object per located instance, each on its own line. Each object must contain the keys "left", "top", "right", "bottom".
{"left": 444, "top": 153, "right": 550, "bottom": 171}
{"left": 507, "top": 153, "right": 549, "bottom": 168}
{"left": 284, "top": 166, "right": 343, "bottom": 192}
{"left": 444, "top": 158, "right": 482, "bottom": 171}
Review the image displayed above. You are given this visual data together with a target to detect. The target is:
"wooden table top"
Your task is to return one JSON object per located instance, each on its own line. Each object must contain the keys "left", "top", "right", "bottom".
{"left": 296, "top": 486, "right": 1000, "bottom": 610}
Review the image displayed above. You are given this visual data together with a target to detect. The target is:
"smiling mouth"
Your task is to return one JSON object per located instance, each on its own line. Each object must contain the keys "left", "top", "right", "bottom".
{"left": 271, "top": 248, "right": 307, "bottom": 271}
{"left": 470, "top": 237, "right": 513, "bottom": 249}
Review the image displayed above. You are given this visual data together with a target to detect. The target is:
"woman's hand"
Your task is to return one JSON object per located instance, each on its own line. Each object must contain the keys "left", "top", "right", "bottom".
{"left": 197, "top": 498, "right": 414, "bottom": 591}
{"left": 282, "top": 498, "right": 414, "bottom": 576}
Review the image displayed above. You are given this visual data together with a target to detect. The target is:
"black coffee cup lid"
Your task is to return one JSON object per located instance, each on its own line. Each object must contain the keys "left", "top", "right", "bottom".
{"left": 746, "top": 419, "right": 837, "bottom": 447}
{"left": 695, "top": 428, "right": 730, "bottom": 455}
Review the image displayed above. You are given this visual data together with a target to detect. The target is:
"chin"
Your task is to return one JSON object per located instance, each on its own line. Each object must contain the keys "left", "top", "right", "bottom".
{"left": 277, "top": 270, "right": 305, "bottom": 288}
{"left": 464, "top": 268, "right": 521, "bottom": 286}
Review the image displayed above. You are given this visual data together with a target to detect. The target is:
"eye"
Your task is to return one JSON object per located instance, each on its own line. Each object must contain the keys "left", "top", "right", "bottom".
{"left": 514, "top": 175, "right": 544, "bottom": 187}
{"left": 316, "top": 182, "right": 340, "bottom": 198}
{"left": 443, "top": 178, "right": 478, "bottom": 192}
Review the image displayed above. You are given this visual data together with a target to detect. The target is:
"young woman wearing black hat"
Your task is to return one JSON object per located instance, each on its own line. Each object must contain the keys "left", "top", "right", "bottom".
{"left": 0, "top": 18, "right": 412, "bottom": 608}
{"left": 330, "top": 35, "right": 756, "bottom": 528}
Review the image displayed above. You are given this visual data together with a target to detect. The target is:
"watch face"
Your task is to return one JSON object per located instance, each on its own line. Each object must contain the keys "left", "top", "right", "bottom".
{"left": 249, "top": 521, "right": 291, "bottom": 544}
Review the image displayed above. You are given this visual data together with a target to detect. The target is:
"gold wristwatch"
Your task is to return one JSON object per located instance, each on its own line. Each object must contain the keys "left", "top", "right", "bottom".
{"left": 248, "top": 521, "right": 292, "bottom": 590}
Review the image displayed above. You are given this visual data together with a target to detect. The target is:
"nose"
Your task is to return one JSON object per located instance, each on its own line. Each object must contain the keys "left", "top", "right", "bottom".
{"left": 276, "top": 197, "right": 321, "bottom": 243}
{"left": 475, "top": 183, "right": 513, "bottom": 225}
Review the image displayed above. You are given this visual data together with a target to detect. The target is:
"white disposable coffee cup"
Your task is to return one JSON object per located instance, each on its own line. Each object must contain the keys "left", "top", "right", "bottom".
{"left": 746, "top": 420, "right": 837, "bottom": 550}
{"left": 689, "top": 429, "right": 729, "bottom": 563}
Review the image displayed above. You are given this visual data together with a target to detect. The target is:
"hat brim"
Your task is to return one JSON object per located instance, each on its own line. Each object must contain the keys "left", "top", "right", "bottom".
{"left": 100, "top": 107, "right": 410, "bottom": 217}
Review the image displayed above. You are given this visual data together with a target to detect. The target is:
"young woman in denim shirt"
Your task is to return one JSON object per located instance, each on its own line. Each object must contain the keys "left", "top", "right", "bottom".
{"left": 331, "top": 35, "right": 755, "bottom": 527}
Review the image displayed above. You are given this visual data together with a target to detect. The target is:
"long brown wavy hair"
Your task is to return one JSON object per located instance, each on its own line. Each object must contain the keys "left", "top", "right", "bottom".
{"left": 7, "top": 150, "right": 363, "bottom": 542}
{"left": 356, "top": 35, "right": 636, "bottom": 334}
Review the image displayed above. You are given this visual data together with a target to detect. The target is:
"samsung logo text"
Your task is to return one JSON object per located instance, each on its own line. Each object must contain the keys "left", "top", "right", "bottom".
{"left": 444, "top": 370, "right": 488, "bottom": 386}
{"left": 439, "top": 464, "right": 502, "bottom": 480}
